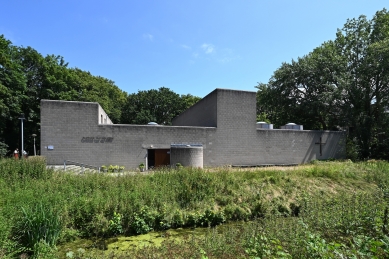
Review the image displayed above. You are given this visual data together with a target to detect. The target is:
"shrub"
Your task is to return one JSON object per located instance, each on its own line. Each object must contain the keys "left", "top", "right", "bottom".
{"left": 346, "top": 138, "right": 360, "bottom": 161}
{"left": 130, "top": 206, "right": 157, "bottom": 234}
{"left": 186, "top": 212, "right": 201, "bottom": 227}
{"left": 58, "top": 228, "right": 80, "bottom": 244}
{"left": 0, "top": 141, "right": 8, "bottom": 157}
{"left": 244, "top": 234, "right": 291, "bottom": 259}
{"left": 32, "top": 239, "right": 57, "bottom": 259}
{"left": 89, "top": 212, "right": 110, "bottom": 238}
{"left": 0, "top": 214, "right": 21, "bottom": 258}
{"left": 224, "top": 204, "right": 250, "bottom": 221}
{"left": 171, "top": 209, "right": 184, "bottom": 228}
{"left": 202, "top": 209, "right": 226, "bottom": 227}
{"left": 252, "top": 201, "right": 268, "bottom": 218}
{"left": 109, "top": 212, "right": 123, "bottom": 236}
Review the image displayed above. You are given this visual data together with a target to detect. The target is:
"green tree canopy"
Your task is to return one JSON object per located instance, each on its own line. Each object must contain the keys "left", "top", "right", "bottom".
{"left": 257, "top": 9, "right": 389, "bottom": 159}
{"left": 121, "top": 87, "right": 200, "bottom": 125}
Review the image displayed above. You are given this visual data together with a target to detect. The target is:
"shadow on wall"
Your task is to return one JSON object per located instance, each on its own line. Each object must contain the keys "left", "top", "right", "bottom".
{"left": 302, "top": 132, "right": 346, "bottom": 162}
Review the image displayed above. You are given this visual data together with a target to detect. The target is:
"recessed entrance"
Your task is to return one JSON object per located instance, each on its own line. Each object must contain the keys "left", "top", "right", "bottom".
{"left": 147, "top": 149, "right": 170, "bottom": 168}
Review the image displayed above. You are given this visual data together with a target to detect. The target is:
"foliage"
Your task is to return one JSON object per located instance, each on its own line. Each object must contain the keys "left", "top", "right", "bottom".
{"left": 109, "top": 212, "right": 123, "bottom": 236}
{"left": 0, "top": 156, "right": 51, "bottom": 180}
{"left": 0, "top": 34, "right": 128, "bottom": 155}
{"left": 107, "top": 164, "right": 120, "bottom": 172}
{"left": 0, "top": 141, "right": 8, "bottom": 157}
{"left": 257, "top": 9, "right": 389, "bottom": 160}
{"left": 0, "top": 214, "right": 22, "bottom": 258}
{"left": 15, "top": 202, "right": 62, "bottom": 254}
{"left": 32, "top": 239, "right": 57, "bottom": 259}
{"left": 129, "top": 207, "right": 155, "bottom": 234}
{"left": 89, "top": 212, "right": 110, "bottom": 238}
{"left": 121, "top": 87, "right": 200, "bottom": 125}
{"left": 244, "top": 234, "right": 291, "bottom": 258}
{"left": 1, "top": 159, "right": 389, "bottom": 257}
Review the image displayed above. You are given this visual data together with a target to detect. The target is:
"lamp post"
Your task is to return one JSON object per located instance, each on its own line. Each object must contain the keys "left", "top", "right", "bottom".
{"left": 18, "top": 113, "right": 25, "bottom": 159}
{"left": 32, "top": 134, "right": 37, "bottom": 156}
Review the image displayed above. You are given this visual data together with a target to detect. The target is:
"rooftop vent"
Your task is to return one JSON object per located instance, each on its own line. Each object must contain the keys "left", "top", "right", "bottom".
{"left": 256, "top": 121, "right": 273, "bottom": 129}
{"left": 280, "top": 123, "right": 303, "bottom": 130}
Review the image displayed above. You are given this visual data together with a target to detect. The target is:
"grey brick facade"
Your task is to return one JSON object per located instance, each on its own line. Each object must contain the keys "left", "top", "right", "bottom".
{"left": 41, "top": 89, "right": 346, "bottom": 169}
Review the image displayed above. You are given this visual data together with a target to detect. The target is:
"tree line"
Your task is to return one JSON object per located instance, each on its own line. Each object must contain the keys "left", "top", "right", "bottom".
{"left": 0, "top": 35, "right": 200, "bottom": 156}
{"left": 257, "top": 9, "right": 389, "bottom": 160}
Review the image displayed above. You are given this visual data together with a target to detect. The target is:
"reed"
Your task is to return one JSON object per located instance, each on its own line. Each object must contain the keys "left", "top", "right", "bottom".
{"left": 0, "top": 159, "right": 389, "bottom": 258}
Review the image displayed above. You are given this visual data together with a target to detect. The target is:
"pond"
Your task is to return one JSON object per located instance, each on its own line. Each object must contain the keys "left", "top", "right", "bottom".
{"left": 57, "top": 225, "right": 227, "bottom": 258}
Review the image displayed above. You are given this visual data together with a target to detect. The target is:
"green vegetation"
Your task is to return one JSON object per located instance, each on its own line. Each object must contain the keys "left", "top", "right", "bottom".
{"left": 0, "top": 35, "right": 200, "bottom": 156}
{"left": 2, "top": 9, "right": 389, "bottom": 161}
{"left": 121, "top": 87, "right": 201, "bottom": 125}
{"left": 0, "top": 158, "right": 389, "bottom": 258}
{"left": 257, "top": 9, "right": 389, "bottom": 160}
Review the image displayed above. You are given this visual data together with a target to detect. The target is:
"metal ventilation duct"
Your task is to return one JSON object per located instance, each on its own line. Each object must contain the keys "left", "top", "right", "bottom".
{"left": 280, "top": 123, "right": 303, "bottom": 130}
{"left": 256, "top": 121, "right": 274, "bottom": 129}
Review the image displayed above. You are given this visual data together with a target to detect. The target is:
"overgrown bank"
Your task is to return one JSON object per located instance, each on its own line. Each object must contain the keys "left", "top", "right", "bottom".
{"left": 0, "top": 158, "right": 388, "bottom": 258}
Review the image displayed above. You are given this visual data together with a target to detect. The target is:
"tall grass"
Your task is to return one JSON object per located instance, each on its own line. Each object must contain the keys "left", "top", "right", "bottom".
{"left": 16, "top": 202, "right": 62, "bottom": 251}
{"left": 0, "top": 156, "right": 52, "bottom": 181}
{"left": 0, "top": 158, "right": 389, "bottom": 257}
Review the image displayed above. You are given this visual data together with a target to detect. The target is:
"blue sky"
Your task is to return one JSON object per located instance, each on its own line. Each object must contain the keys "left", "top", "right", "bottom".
{"left": 1, "top": 1, "right": 388, "bottom": 97}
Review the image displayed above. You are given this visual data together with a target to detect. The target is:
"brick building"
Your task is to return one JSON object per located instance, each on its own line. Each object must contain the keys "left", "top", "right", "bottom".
{"left": 41, "top": 89, "right": 346, "bottom": 169}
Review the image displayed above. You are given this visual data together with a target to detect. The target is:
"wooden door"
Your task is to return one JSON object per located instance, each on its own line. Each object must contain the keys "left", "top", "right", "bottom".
{"left": 154, "top": 149, "right": 170, "bottom": 167}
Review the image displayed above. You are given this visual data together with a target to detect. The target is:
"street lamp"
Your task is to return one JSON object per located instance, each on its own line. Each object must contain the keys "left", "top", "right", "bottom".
{"left": 18, "top": 113, "right": 25, "bottom": 159}
{"left": 32, "top": 134, "right": 37, "bottom": 156}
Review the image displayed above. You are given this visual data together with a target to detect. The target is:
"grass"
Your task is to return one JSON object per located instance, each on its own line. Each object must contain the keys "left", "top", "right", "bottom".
{"left": 0, "top": 158, "right": 388, "bottom": 258}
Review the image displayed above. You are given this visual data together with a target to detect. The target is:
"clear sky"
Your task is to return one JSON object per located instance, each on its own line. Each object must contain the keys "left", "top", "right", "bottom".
{"left": 1, "top": 1, "right": 388, "bottom": 97}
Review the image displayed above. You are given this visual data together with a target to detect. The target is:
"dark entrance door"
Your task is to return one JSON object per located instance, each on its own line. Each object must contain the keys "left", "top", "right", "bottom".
{"left": 148, "top": 149, "right": 170, "bottom": 168}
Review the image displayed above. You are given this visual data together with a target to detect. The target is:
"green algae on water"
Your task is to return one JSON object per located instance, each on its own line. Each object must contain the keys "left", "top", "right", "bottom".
{"left": 57, "top": 227, "right": 211, "bottom": 258}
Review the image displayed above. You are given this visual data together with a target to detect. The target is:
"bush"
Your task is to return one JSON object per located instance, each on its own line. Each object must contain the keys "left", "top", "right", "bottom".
{"left": 0, "top": 214, "right": 22, "bottom": 258}
{"left": 0, "top": 141, "right": 8, "bottom": 157}
{"left": 89, "top": 212, "right": 110, "bottom": 238}
{"left": 109, "top": 212, "right": 123, "bottom": 236}
{"left": 224, "top": 204, "right": 250, "bottom": 221}
{"left": 58, "top": 228, "right": 80, "bottom": 244}
{"left": 346, "top": 138, "right": 360, "bottom": 161}
{"left": 130, "top": 206, "right": 157, "bottom": 234}
{"left": 171, "top": 209, "right": 184, "bottom": 228}
{"left": 32, "top": 239, "right": 57, "bottom": 259}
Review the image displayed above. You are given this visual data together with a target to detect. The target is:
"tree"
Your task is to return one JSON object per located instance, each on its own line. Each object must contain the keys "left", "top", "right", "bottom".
{"left": 0, "top": 35, "right": 128, "bottom": 154}
{"left": 0, "top": 35, "right": 27, "bottom": 155}
{"left": 121, "top": 87, "right": 200, "bottom": 125}
{"left": 257, "top": 9, "right": 389, "bottom": 159}
{"left": 257, "top": 41, "right": 344, "bottom": 130}
{"left": 334, "top": 9, "right": 389, "bottom": 158}
{"left": 66, "top": 68, "right": 127, "bottom": 123}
